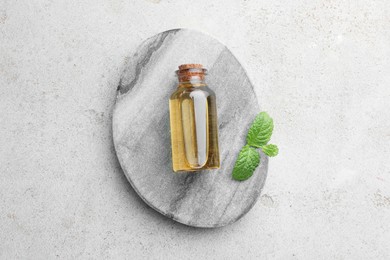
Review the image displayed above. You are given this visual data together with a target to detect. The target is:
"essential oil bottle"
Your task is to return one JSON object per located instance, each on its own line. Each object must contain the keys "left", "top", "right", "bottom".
{"left": 169, "top": 64, "right": 220, "bottom": 172}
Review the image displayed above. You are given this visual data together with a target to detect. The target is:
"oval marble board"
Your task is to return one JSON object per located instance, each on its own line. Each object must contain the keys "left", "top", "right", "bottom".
{"left": 113, "top": 29, "right": 268, "bottom": 228}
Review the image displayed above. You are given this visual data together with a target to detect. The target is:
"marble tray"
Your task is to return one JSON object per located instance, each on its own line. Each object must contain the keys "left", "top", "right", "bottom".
{"left": 112, "top": 29, "right": 268, "bottom": 228}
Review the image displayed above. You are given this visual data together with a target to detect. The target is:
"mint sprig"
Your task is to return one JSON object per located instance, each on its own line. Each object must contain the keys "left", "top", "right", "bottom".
{"left": 232, "top": 112, "right": 279, "bottom": 181}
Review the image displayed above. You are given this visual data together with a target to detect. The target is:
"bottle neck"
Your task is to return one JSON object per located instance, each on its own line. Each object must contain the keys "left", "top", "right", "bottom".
{"left": 178, "top": 78, "right": 206, "bottom": 88}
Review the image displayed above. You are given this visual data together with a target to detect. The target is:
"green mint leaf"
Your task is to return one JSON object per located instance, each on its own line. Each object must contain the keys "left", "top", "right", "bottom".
{"left": 261, "top": 144, "right": 279, "bottom": 157}
{"left": 232, "top": 145, "right": 260, "bottom": 181}
{"left": 246, "top": 112, "right": 274, "bottom": 148}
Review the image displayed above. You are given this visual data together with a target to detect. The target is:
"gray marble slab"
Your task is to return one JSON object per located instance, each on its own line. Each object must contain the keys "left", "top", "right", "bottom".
{"left": 113, "top": 29, "right": 268, "bottom": 228}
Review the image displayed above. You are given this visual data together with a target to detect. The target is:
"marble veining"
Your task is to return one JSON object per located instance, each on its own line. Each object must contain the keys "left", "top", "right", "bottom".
{"left": 113, "top": 29, "right": 268, "bottom": 228}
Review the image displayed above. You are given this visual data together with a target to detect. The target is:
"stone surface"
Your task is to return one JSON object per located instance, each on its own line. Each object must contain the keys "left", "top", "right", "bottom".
{"left": 1, "top": 0, "right": 390, "bottom": 259}
{"left": 113, "top": 29, "right": 267, "bottom": 228}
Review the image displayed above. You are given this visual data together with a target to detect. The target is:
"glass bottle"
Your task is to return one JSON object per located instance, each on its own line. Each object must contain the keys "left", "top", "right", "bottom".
{"left": 169, "top": 64, "right": 220, "bottom": 172}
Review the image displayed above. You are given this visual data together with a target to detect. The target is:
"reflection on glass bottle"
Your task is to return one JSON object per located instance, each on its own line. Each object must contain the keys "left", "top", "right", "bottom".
{"left": 169, "top": 64, "right": 220, "bottom": 172}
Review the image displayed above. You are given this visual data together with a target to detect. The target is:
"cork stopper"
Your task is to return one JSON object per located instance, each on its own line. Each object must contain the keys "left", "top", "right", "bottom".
{"left": 178, "top": 64, "right": 203, "bottom": 70}
{"left": 177, "top": 64, "right": 207, "bottom": 83}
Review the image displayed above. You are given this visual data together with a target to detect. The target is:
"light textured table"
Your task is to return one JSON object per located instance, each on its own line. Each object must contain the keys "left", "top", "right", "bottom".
{"left": 113, "top": 29, "right": 268, "bottom": 227}
{"left": 1, "top": 1, "right": 389, "bottom": 258}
